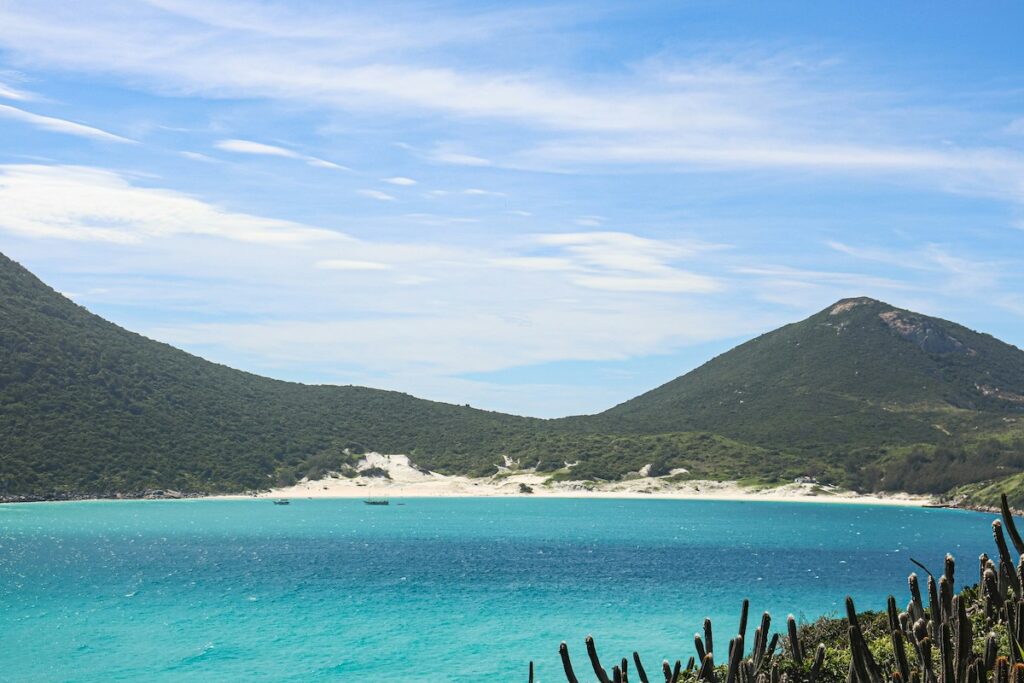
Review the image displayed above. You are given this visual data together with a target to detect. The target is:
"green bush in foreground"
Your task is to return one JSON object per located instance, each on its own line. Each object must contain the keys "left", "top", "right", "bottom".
{"left": 538, "top": 494, "right": 1024, "bottom": 683}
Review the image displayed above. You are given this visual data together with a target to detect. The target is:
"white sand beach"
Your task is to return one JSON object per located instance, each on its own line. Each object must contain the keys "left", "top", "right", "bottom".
{"left": 222, "top": 453, "right": 933, "bottom": 506}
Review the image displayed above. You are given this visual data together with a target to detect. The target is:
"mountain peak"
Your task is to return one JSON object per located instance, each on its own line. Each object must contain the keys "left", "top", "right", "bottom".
{"left": 825, "top": 296, "right": 887, "bottom": 316}
{"left": 600, "top": 295, "right": 1024, "bottom": 452}
{"left": 820, "top": 297, "right": 975, "bottom": 356}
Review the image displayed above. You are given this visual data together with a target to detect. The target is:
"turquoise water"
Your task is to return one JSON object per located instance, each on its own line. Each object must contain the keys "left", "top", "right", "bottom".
{"left": 0, "top": 498, "right": 997, "bottom": 682}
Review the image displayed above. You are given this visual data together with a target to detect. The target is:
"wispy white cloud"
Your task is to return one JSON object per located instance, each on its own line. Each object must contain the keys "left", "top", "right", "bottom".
{"left": 430, "top": 150, "right": 493, "bottom": 167}
{"left": 539, "top": 232, "right": 725, "bottom": 269}
{"left": 825, "top": 240, "right": 926, "bottom": 269}
{"left": 214, "top": 139, "right": 348, "bottom": 170}
{"left": 401, "top": 213, "right": 479, "bottom": 226}
{"left": 735, "top": 265, "right": 915, "bottom": 291}
{"left": 150, "top": 300, "right": 761, "bottom": 396}
{"left": 522, "top": 231, "right": 725, "bottom": 293}
{"left": 570, "top": 272, "right": 720, "bottom": 293}
{"left": 827, "top": 240, "right": 1002, "bottom": 291}
{"left": 425, "top": 144, "right": 494, "bottom": 167}
{"left": 489, "top": 256, "right": 576, "bottom": 271}
{"left": 462, "top": 188, "right": 506, "bottom": 197}
{"left": 0, "top": 164, "right": 343, "bottom": 244}
{"left": 305, "top": 157, "right": 346, "bottom": 170}
{"left": 997, "top": 295, "right": 1024, "bottom": 317}
{"left": 356, "top": 189, "right": 396, "bottom": 201}
{"left": 383, "top": 176, "right": 417, "bottom": 186}
{"left": 316, "top": 258, "right": 392, "bottom": 271}
{"left": 0, "top": 79, "right": 36, "bottom": 101}
{"left": 179, "top": 150, "right": 220, "bottom": 163}
{"left": 521, "top": 139, "right": 1024, "bottom": 173}
{"left": 0, "top": 103, "right": 133, "bottom": 143}
{"left": 427, "top": 187, "right": 507, "bottom": 198}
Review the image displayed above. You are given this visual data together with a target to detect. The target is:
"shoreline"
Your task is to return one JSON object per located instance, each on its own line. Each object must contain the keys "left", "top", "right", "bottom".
{"left": 1, "top": 454, "right": 943, "bottom": 508}
{"left": 3, "top": 488, "right": 935, "bottom": 507}
{"left": 209, "top": 454, "right": 935, "bottom": 508}
{"left": 216, "top": 489, "right": 934, "bottom": 507}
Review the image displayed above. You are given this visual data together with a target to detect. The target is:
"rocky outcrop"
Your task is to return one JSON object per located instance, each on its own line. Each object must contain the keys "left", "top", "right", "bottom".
{"left": 879, "top": 309, "right": 974, "bottom": 355}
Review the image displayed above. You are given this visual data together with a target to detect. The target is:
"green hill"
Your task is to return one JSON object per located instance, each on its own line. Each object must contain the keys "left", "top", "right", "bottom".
{"left": 578, "top": 296, "right": 1024, "bottom": 491}
{"left": 0, "top": 252, "right": 548, "bottom": 495}
{"left": 3, "top": 251, "right": 1024, "bottom": 499}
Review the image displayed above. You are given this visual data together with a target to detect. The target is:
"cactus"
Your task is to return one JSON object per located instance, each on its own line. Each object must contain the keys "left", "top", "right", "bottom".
{"left": 910, "top": 573, "right": 927, "bottom": 623}
{"left": 846, "top": 597, "right": 884, "bottom": 683}
{"left": 587, "top": 635, "right": 613, "bottom": 683}
{"left": 706, "top": 618, "right": 716, "bottom": 669}
{"left": 788, "top": 615, "right": 804, "bottom": 667}
{"left": 633, "top": 652, "right": 650, "bottom": 683}
{"left": 994, "top": 521, "right": 1022, "bottom": 598}
{"left": 1001, "top": 495, "right": 1024, "bottom": 555}
{"left": 699, "top": 652, "right": 718, "bottom": 683}
{"left": 559, "top": 641, "right": 580, "bottom": 683}
{"left": 925, "top": 576, "right": 939, "bottom": 641}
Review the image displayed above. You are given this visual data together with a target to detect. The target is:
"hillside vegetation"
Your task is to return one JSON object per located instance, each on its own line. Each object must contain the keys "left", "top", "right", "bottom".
{"left": 2, "top": 251, "right": 1024, "bottom": 498}
{"left": 582, "top": 297, "right": 1024, "bottom": 493}
{"left": 592, "top": 297, "right": 1024, "bottom": 445}
{"left": 0, "top": 252, "right": 542, "bottom": 494}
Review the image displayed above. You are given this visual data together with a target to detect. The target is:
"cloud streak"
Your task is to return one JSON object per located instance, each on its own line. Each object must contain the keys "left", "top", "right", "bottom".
{"left": 0, "top": 103, "right": 134, "bottom": 143}
{"left": 0, "top": 164, "right": 343, "bottom": 244}
{"left": 356, "top": 189, "right": 396, "bottom": 201}
{"left": 0, "top": 79, "right": 36, "bottom": 101}
{"left": 505, "top": 232, "right": 726, "bottom": 293}
{"left": 214, "top": 138, "right": 348, "bottom": 170}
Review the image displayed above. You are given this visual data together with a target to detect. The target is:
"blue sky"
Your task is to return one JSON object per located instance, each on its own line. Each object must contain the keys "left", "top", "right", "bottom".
{"left": 0, "top": 1, "right": 1022, "bottom": 417}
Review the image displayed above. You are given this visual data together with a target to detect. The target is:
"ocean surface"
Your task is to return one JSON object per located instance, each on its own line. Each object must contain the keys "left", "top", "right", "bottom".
{"left": 0, "top": 498, "right": 997, "bottom": 682}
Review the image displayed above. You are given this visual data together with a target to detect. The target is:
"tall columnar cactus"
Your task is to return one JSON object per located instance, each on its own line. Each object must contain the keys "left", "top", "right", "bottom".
{"left": 787, "top": 615, "right": 804, "bottom": 667}
{"left": 1002, "top": 497, "right": 1024, "bottom": 555}
{"left": 632, "top": 652, "right": 650, "bottom": 683}
{"left": 587, "top": 635, "right": 613, "bottom": 683}
{"left": 664, "top": 659, "right": 682, "bottom": 683}
{"left": 994, "top": 521, "right": 1021, "bottom": 599}
{"left": 559, "top": 641, "right": 580, "bottom": 683}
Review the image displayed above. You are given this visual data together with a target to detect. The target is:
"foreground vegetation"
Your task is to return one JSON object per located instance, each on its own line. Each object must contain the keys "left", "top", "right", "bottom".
{"left": 533, "top": 494, "right": 1024, "bottom": 683}
{"left": 2, "top": 252, "right": 1023, "bottom": 499}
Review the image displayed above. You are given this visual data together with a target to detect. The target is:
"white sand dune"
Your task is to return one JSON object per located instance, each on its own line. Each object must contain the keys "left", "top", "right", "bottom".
{"left": 223, "top": 453, "right": 932, "bottom": 506}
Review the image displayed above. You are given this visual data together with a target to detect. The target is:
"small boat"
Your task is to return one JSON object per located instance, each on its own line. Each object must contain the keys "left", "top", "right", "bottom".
{"left": 273, "top": 499, "right": 291, "bottom": 505}
{"left": 364, "top": 498, "right": 389, "bottom": 506}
